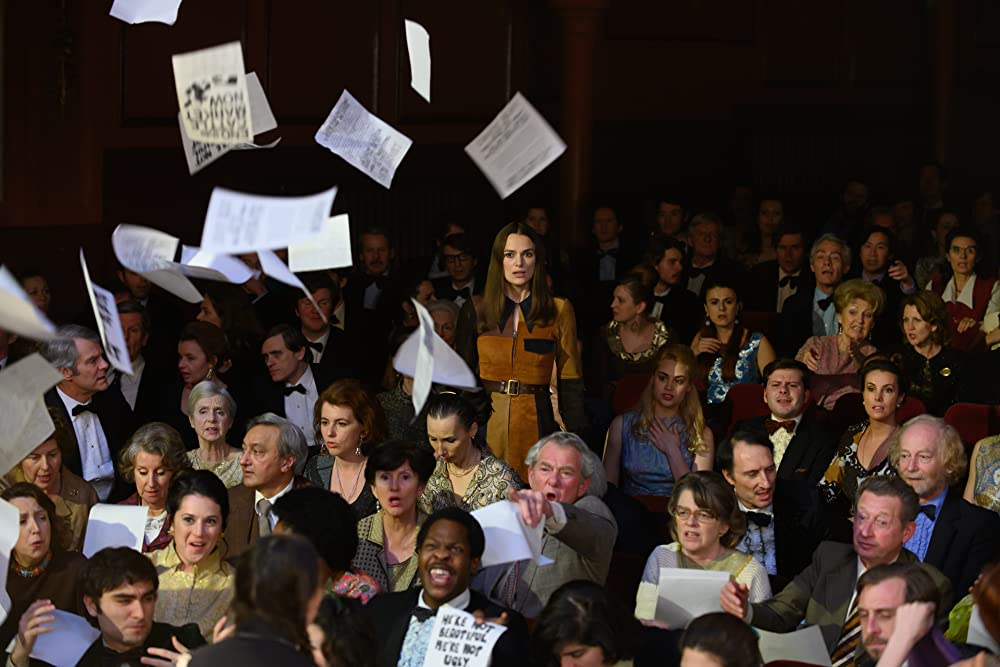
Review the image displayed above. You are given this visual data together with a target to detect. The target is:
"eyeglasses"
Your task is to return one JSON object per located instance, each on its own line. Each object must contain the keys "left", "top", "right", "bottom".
{"left": 444, "top": 253, "right": 473, "bottom": 265}
{"left": 672, "top": 507, "right": 718, "bottom": 523}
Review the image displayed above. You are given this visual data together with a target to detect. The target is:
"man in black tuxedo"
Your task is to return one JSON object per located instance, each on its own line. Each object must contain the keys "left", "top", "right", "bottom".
{"left": 295, "top": 273, "right": 355, "bottom": 382}
{"left": 746, "top": 226, "right": 808, "bottom": 314}
{"left": 890, "top": 415, "right": 1000, "bottom": 595}
{"left": 366, "top": 508, "right": 529, "bottom": 667}
{"left": 41, "top": 324, "right": 134, "bottom": 501}
{"left": 686, "top": 212, "right": 745, "bottom": 297}
{"left": 432, "top": 233, "right": 482, "bottom": 308}
{"left": 852, "top": 226, "right": 916, "bottom": 348}
{"left": 645, "top": 235, "right": 702, "bottom": 344}
{"left": 116, "top": 265, "right": 182, "bottom": 366}
{"left": 113, "top": 300, "right": 166, "bottom": 421}
{"left": 777, "top": 234, "right": 850, "bottom": 357}
{"left": 736, "top": 359, "right": 837, "bottom": 485}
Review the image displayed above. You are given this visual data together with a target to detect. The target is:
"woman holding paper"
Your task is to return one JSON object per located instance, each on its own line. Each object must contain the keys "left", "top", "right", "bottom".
{"left": 635, "top": 471, "right": 771, "bottom": 622}
{"left": 477, "top": 222, "right": 586, "bottom": 481}
{"left": 0, "top": 483, "right": 87, "bottom": 651}
{"left": 117, "top": 422, "right": 192, "bottom": 553}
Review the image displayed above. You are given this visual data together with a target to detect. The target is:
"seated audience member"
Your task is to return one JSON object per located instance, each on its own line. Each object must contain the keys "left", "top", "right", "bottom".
{"left": 295, "top": 272, "right": 355, "bottom": 379}
{"left": 965, "top": 565, "right": 1000, "bottom": 658}
{"left": 890, "top": 415, "right": 1000, "bottom": 596}
{"left": 854, "top": 227, "right": 917, "bottom": 348}
{"left": 822, "top": 177, "right": 870, "bottom": 249}
{"left": 420, "top": 392, "right": 522, "bottom": 514}
{"left": 393, "top": 275, "right": 436, "bottom": 334}
{"left": 10, "top": 547, "right": 205, "bottom": 667}
{"left": 927, "top": 226, "right": 1000, "bottom": 352}
{"left": 377, "top": 370, "right": 430, "bottom": 443}
{"left": 737, "top": 196, "right": 782, "bottom": 266}
{"left": 795, "top": 278, "right": 882, "bottom": 410}
{"left": 160, "top": 321, "right": 233, "bottom": 447}
{"left": 913, "top": 208, "right": 959, "bottom": 289}
{"left": 118, "top": 422, "right": 193, "bottom": 553}
{"left": 653, "top": 194, "right": 687, "bottom": 242}
{"left": 149, "top": 470, "right": 234, "bottom": 639}
{"left": 604, "top": 345, "right": 714, "bottom": 497}
{"left": 366, "top": 508, "right": 530, "bottom": 667}
{"left": 42, "top": 325, "right": 135, "bottom": 502}
{"left": 692, "top": 273, "right": 776, "bottom": 408}
{"left": 645, "top": 234, "right": 701, "bottom": 344}
{"left": 114, "top": 300, "right": 163, "bottom": 416}
{"left": 635, "top": 471, "right": 771, "bottom": 620}
{"left": 589, "top": 272, "right": 672, "bottom": 403}
{"left": 20, "top": 269, "right": 52, "bottom": 315}
{"left": 7, "top": 408, "right": 97, "bottom": 551}
{"left": 779, "top": 234, "right": 851, "bottom": 357}
{"left": 0, "top": 483, "right": 87, "bottom": 650}
{"left": 196, "top": 282, "right": 265, "bottom": 380}
{"left": 719, "top": 431, "right": 823, "bottom": 582}
{"left": 116, "top": 265, "right": 182, "bottom": 363}
{"left": 735, "top": 359, "right": 838, "bottom": 484}
{"left": 188, "top": 535, "right": 321, "bottom": 667}
{"left": 308, "top": 596, "right": 379, "bottom": 667}
{"left": 746, "top": 225, "right": 808, "bottom": 314}
{"left": 819, "top": 359, "right": 906, "bottom": 538}
{"left": 433, "top": 233, "right": 482, "bottom": 307}
{"left": 427, "top": 299, "right": 460, "bottom": 348}
{"left": 274, "top": 487, "right": 382, "bottom": 603}
{"left": 679, "top": 612, "right": 763, "bottom": 667}
{"left": 352, "top": 440, "right": 435, "bottom": 593}
{"left": 225, "top": 413, "right": 310, "bottom": 560}
{"left": 965, "top": 433, "right": 1000, "bottom": 512}
{"left": 185, "top": 381, "right": 243, "bottom": 488}
{"left": 418, "top": 220, "right": 466, "bottom": 282}
{"left": 305, "top": 379, "right": 387, "bottom": 520}
{"left": 893, "top": 290, "right": 964, "bottom": 416}
{"left": 686, "top": 212, "right": 743, "bottom": 296}
{"left": 720, "top": 476, "right": 952, "bottom": 658}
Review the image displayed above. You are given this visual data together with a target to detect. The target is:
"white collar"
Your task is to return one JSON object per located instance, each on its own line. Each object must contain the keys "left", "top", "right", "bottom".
{"left": 286, "top": 364, "right": 316, "bottom": 390}
{"left": 944, "top": 274, "right": 977, "bottom": 309}
{"left": 304, "top": 328, "right": 331, "bottom": 347}
{"left": 57, "top": 386, "right": 90, "bottom": 412}
{"left": 769, "top": 413, "right": 803, "bottom": 429}
{"left": 738, "top": 499, "right": 773, "bottom": 516}
{"left": 778, "top": 268, "right": 801, "bottom": 280}
{"left": 254, "top": 477, "right": 295, "bottom": 509}
{"left": 418, "top": 588, "right": 471, "bottom": 611}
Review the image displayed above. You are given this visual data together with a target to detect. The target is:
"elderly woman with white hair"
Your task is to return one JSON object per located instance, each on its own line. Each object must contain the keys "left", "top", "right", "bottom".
{"left": 186, "top": 380, "right": 243, "bottom": 487}
{"left": 427, "top": 299, "right": 460, "bottom": 348}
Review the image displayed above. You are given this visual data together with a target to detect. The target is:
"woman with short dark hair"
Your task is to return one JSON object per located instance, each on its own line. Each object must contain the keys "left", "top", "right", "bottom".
{"left": 679, "top": 612, "right": 763, "bottom": 667}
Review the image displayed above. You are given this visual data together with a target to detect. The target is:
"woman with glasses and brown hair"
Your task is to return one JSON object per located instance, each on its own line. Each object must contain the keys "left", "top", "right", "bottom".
{"left": 634, "top": 471, "right": 770, "bottom": 622}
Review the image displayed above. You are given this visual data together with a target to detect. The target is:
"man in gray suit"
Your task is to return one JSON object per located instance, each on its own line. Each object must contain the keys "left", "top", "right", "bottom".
{"left": 720, "top": 476, "right": 951, "bottom": 662}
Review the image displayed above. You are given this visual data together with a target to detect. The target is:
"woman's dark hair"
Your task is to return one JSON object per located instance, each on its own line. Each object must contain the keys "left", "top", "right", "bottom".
{"left": 480, "top": 222, "right": 555, "bottom": 333}
{"left": 859, "top": 356, "right": 908, "bottom": 396}
{"left": 859, "top": 226, "right": 898, "bottom": 262}
{"left": 179, "top": 321, "right": 230, "bottom": 371}
{"left": 742, "top": 195, "right": 783, "bottom": 256}
{"left": 417, "top": 507, "right": 486, "bottom": 560}
{"left": 696, "top": 272, "right": 746, "bottom": 383}
{"left": 644, "top": 234, "right": 688, "bottom": 268}
{"left": 166, "top": 470, "right": 230, "bottom": 531}
{"left": 312, "top": 596, "right": 379, "bottom": 667}
{"left": 616, "top": 272, "right": 653, "bottom": 318}
{"left": 2, "top": 483, "right": 61, "bottom": 554}
{"left": 425, "top": 392, "right": 478, "bottom": 431}
{"left": 944, "top": 225, "right": 980, "bottom": 253}
{"left": 233, "top": 534, "right": 318, "bottom": 655}
{"left": 365, "top": 440, "right": 436, "bottom": 485}
{"left": 201, "top": 282, "right": 264, "bottom": 360}
{"left": 680, "top": 612, "right": 763, "bottom": 667}
{"left": 273, "top": 487, "right": 357, "bottom": 574}
{"left": 668, "top": 471, "right": 746, "bottom": 549}
{"left": 531, "top": 580, "right": 641, "bottom": 667}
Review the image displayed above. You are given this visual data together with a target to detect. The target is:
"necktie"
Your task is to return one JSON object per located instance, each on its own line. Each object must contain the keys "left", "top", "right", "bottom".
{"left": 256, "top": 498, "right": 273, "bottom": 537}
{"left": 306, "top": 341, "right": 323, "bottom": 353}
{"left": 72, "top": 403, "right": 97, "bottom": 417}
{"left": 411, "top": 606, "right": 437, "bottom": 622}
{"left": 818, "top": 296, "right": 834, "bottom": 311}
{"left": 765, "top": 419, "right": 796, "bottom": 435}
{"left": 284, "top": 384, "right": 306, "bottom": 396}
{"left": 830, "top": 598, "right": 860, "bottom": 667}
{"left": 746, "top": 511, "right": 772, "bottom": 528}
{"left": 779, "top": 274, "right": 800, "bottom": 288}
{"left": 918, "top": 504, "right": 937, "bottom": 520}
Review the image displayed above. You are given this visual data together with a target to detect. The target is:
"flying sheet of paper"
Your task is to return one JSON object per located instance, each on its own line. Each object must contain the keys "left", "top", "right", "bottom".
{"left": 0, "top": 354, "right": 64, "bottom": 480}
{"left": 423, "top": 606, "right": 507, "bottom": 667}
{"left": 654, "top": 568, "right": 729, "bottom": 628}
{"left": 80, "top": 250, "right": 134, "bottom": 376}
{"left": 392, "top": 302, "right": 478, "bottom": 393}
{"left": 0, "top": 499, "right": 19, "bottom": 624}
{"left": 471, "top": 500, "right": 554, "bottom": 568}
{"left": 200, "top": 185, "right": 337, "bottom": 254}
{"left": 465, "top": 92, "right": 566, "bottom": 199}
{"left": 179, "top": 72, "right": 280, "bottom": 174}
{"left": 30, "top": 610, "right": 101, "bottom": 666}
{"left": 109, "top": 0, "right": 183, "bottom": 25}
{"left": 288, "top": 214, "right": 353, "bottom": 272}
{"left": 411, "top": 300, "right": 436, "bottom": 416}
{"left": 257, "top": 249, "right": 326, "bottom": 323}
{"left": 82, "top": 504, "right": 147, "bottom": 557}
{"left": 0, "top": 266, "right": 59, "bottom": 341}
{"left": 315, "top": 90, "right": 413, "bottom": 189}
{"left": 756, "top": 625, "right": 831, "bottom": 666}
{"left": 180, "top": 246, "right": 255, "bottom": 284}
{"left": 404, "top": 20, "right": 431, "bottom": 103}
{"left": 111, "top": 224, "right": 203, "bottom": 304}
{"left": 172, "top": 41, "right": 252, "bottom": 145}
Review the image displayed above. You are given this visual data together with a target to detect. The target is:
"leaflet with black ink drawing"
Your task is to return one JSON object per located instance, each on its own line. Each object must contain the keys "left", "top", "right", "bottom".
{"left": 172, "top": 41, "right": 252, "bottom": 145}
{"left": 80, "top": 249, "right": 134, "bottom": 376}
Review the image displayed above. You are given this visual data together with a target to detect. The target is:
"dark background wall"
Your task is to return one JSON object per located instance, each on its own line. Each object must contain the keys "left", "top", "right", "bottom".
{"left": 1, "top": 0, "right": 996, "bottom": 323}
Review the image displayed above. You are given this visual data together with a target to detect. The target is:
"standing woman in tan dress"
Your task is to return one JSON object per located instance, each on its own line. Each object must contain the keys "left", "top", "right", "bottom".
{"left": 477, "top": 222, "right": 586, "bottom": 480}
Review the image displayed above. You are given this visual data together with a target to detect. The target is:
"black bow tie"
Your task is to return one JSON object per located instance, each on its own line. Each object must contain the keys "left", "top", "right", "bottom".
{"left": 817, "top": 296, "right": 834, "bottom": 311}
{"left": 689, "top": 266, "right": 709, "bottom": 279}
{"left": 454, "top": 286, "right": 472, "bottom": 299}
{"left": 72, "top": 403, "right": 97, "bottom": 417}
{"left": 365, "top": 275, "right": 386, "bottom": 290}
{"left": 412, "top": 606, "right": 437, "bottom": 622}
{"left": 779, "top": 274, "right": 800, "bottom": 288}
{"left": 746, "top": 511, "right": 772, "bottom": 528}
{"left": 918, "top": 504, "right": 937, "bottom": 521}
{"left": 306, "top": 341, "right": 323, "bottom": 353}
{"left": 102, "top": 645, "right": 145, "bottom": 667}
{"left": 284, "top": 384, "right": 306, "bottom": 396}
{"left": 598, "top": 248, "right": 618, "bottom": 260}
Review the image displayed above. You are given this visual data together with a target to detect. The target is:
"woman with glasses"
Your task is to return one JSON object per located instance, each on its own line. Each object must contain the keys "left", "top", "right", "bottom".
{"left": 634, "top": 471, "right": 770, "bottom": 622}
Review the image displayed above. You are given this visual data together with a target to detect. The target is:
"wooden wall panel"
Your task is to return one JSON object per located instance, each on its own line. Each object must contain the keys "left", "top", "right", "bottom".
{"left": 761, "top": 1, "right": 842, "bottom": 86}
{"left": 847, "top": 0, "right": 922, "bottom": 87}
{"left": 605, "top": 0, "right": 754, "bottom": 43}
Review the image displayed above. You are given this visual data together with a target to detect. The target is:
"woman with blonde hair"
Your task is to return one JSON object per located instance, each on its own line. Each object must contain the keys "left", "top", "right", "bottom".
{"left": 603, "top": 344, "right": 714, "bottom": 497}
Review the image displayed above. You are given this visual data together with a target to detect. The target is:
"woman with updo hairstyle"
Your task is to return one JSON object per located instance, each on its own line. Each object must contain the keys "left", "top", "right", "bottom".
{"left": 679, "top": 612, "right": 763, "bottom": 667}
{"left": 893, "top": 290, "right": 964, "bottom": 416}
{"left": 419, "top": 392, "right": 523, "bottom": 514}
{"left": 185, "top": 381, "right": 243, "bottom": 487}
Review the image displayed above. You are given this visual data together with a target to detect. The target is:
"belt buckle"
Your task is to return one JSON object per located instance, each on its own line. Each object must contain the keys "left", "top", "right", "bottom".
{"left": 502, "top": 379, "right": 521, "bottom": 396}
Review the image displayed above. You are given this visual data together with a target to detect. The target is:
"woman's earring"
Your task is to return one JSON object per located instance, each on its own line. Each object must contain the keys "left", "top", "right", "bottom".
{"left": 704, "top": 317, "right": 711, "bottom": 327}
{"left": 356, "top": 434, "right": 364, "bottom": 458}
{"left": 206, "top": 366, "right": 216, "bottom": 381}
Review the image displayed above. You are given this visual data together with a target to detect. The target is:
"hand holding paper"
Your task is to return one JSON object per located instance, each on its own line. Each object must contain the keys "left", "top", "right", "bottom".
{"left": 471, "top": 500, "right": 553, "bottom": 568}
{"left": 652, "top": 568, "right": 730, "bottom": 628}
{"left": 423, "top": 606, "right": 507, "bottom": 667}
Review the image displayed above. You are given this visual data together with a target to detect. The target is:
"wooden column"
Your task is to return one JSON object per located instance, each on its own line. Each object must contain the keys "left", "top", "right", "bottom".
{"left": 551, "top": 0, "right": 608, "bottom": 252}
{"left": 929, "top": 0, "right": 957, "bottom": 165}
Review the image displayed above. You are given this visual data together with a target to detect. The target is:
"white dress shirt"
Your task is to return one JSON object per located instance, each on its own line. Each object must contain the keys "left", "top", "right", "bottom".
{"left": 56, "top": 387, "right": 115, "bottom": 501}
{"left": 284, "top": 365, "right": 319, "bottom": 445}
{"left": 768, "top": 413, "right": 803, "bottom": 468}
{"left": 776, "top": 269, "right": 801, "bottom": 313}
{"left": 254, "top": 478, "right": 295, "bottom": 530}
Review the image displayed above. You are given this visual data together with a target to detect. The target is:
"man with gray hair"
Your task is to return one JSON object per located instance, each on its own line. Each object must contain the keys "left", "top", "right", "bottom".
{"left": 778, "top": 234, "right": 852, "bottom": 355}
{"left": 224, "top": 412, "right": 311, "bottom": 560}
{"left": 42, "top": 324, "right": 134, "bottom": 501}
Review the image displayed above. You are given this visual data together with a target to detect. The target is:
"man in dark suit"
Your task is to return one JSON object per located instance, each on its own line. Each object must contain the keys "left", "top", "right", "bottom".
{"left": 645, "top": 235, "right": 702, "bottom": 344}
{"left": 736, "top": 359, "right": 838, "bottom": 485}
{"left": 113, "top": 300, "right": 167, "bottom": 421}
{"left": 41, "top": 324, "right": 134, "bottom": 502}
{"left": 746, "top": 226, "right": 807, "bottom": 314}
{"left": 366, "top": 507, "right": 529, "bottom": 667}
{"left": 225, "top": 413, "right": 311, "bottom": 560}
{"left": 777, "top": 234, "right": 850, "bottom": 357}
{"left": 721, "top": 476, "right": 951, "bottom": 661}
{"left": 295, "top": 273, "right": 355, "bottom": 381}
{"left": 890, "top": 415, "right": 1000, "bottom": 595}
{"left": 685, "top": 212, "right": 745, "bottom": 297}
{"left": 117, "top": 265, "right": 183, "bottom": 367}
{"left": 852, "top": 226, "right": 916, "bottom": 348}
{"left": 574, "top": 205, "right": 641, "bottom": 333}
{"left": 432, "top": 233, "right": 482, "bottom": 308}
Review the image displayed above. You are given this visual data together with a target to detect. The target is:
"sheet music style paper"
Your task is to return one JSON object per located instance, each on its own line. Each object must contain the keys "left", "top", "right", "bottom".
{"left": 111, "top": 224, "right": 203, "bottom": 304}
{"left": 172, "top": 41, "right": 252, "bottom": 145}
{"left": 404, "top": 20, "right": 431, "bottom": 102}
{"left": 0, "top": 355, "right": 64, "bottom": 480}
{"left": 0, "top": 499, "right": 19, "bottom": 625}
{"left": 82, "top": 504, "right": 147, "bottom": 557}
{"left": 756, "top": 626, "right": 832, "bottom": 666}
{"left": 465, "top": 92, "right": 566, "bottom": 199}
{"left": 288, "top": 214, "right": 353, "bottom": 272}
{"left": 423, "top": 606, "right": 507, "bottom": 667}
{"left": 471, "top": 500, "right": 554, "bottom": 568}
{"left": 653, "top": 568, "right": 729, "bottom": 628}
{"left": 315, "top": 90, "right": 413, "bottom": 189}
{"left": 30, "top": 611, "right": 101, "bottom": 667}
{"left": 79, "top": 250, "right": 134, "bottom": 376}
{"left": 200, "top": 185, "right": 337, "bottom": 254}
{"left": 0, "top": 266, "right": 59, "bottom": 341}
{"left": 110, "top": 0, "right": 183, "bottom": 25}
